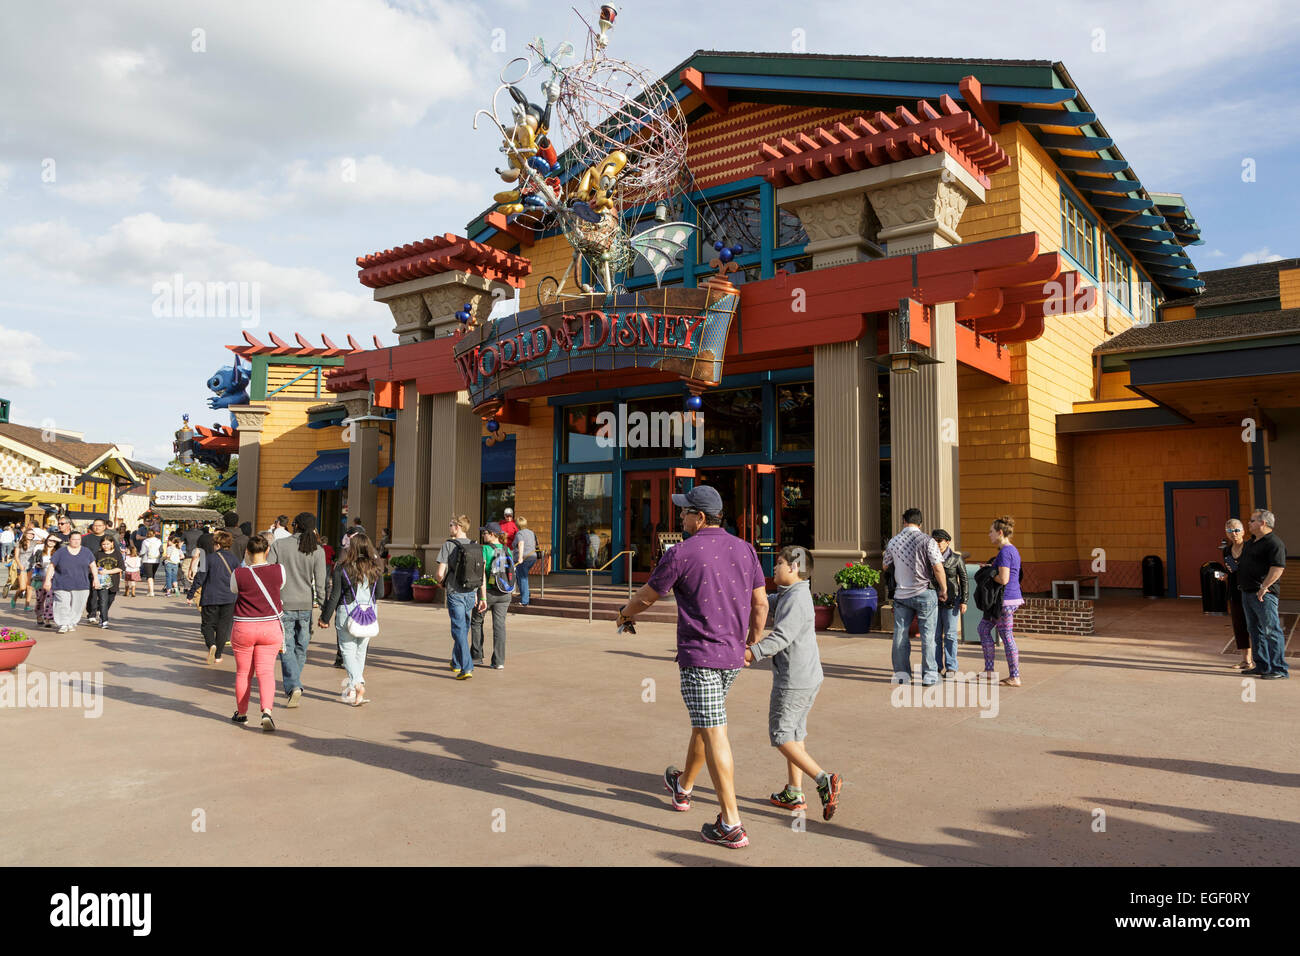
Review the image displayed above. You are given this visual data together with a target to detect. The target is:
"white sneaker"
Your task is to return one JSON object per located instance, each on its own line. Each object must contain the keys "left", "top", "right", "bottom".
{"left": 56, "top": 625, "right": 69, "bottom": 633}
{"left": 340, "top": 679, "right": 355, "bottom": 703}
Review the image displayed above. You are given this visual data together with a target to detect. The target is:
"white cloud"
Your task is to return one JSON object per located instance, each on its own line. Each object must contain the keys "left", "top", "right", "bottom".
{"left": 162, "top": 176, "right": 276, "bottom": 220}
{"left": 0, "top": 164, "right": 11, "bottom": 191}
{"left": 1234, "top": 249, "right": 1284, "bottom": 266}
{"left": 0, "top": 326, "right": 60, "bottom": 388}
{"left": 0, "top": 0, "right": 487, "bottom": 161}
{"left": 0, "top": 213, "right": 373, "bottom": 321}
{"left": 54, "top": 173, "right": 145, "bottom": 205}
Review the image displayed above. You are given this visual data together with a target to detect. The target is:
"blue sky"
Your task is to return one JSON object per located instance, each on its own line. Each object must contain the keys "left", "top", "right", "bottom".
{"left": 1, "top": 0, "right": 1296, "bottom": 468}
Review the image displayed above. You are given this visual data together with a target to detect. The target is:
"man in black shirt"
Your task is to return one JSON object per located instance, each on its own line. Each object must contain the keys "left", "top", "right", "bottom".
{"left": 1239, "top": 509, "right": 1289, "bottom": 679}
{"left": 80, "top": 518, "right": 108, "bottom": 556}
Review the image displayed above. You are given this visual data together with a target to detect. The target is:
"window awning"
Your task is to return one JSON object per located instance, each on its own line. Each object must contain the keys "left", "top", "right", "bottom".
{"left": 371, "top": 462, "right": 393, "bottom": 487}
{"left": 283, "top": 450, "right": 349, "bottom": 491}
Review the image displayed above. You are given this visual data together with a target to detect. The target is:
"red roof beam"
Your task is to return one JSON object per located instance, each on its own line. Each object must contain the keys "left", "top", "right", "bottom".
{"left": 959, "top": 75, "right": 1001, "bottom": 134}
{"left": 679, "top": 67, "right": 729, "bottom": 115}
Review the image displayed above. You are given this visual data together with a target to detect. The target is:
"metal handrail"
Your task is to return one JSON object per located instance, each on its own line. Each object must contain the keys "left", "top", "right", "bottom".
{"left": 586, "top": 549, "right": 636, "bottom": 622}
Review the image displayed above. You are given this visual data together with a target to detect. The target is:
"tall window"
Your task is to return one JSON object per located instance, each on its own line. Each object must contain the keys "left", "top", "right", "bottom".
{"left": 697, "top": 191, "right": 761, "bottom": 260}
{"left": 559, "top": 473, "right": 612, "bottom": 570}
{"left": 1060, "top": 191, "right": 1096, "bottom": 275}
{"left": 1104, "top": 240, "right": 1131, "bottom": 312}
{"left": 1137, "top": 277, "right": 1156, "bottom": 325}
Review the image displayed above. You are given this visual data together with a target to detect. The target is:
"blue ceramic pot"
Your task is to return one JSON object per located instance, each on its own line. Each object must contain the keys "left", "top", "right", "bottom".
{"left": 391, "top": 567, "right": 418, "bottom": 601}
{"left": 836, "top": 587, "right": 878, "bottom": 634}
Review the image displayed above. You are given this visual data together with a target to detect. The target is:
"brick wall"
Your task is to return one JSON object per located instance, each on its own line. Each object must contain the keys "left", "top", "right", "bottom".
{"left": 1014, "top": 597, "right": 1095, "bottom": 635}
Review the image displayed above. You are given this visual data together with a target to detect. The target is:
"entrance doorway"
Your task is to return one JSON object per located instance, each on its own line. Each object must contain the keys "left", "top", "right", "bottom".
{"left": 625, "top": 468, "right": 695, "bottom": 581}
{"left": 1167, "top": 483, "right": 1236, "bottom": 597}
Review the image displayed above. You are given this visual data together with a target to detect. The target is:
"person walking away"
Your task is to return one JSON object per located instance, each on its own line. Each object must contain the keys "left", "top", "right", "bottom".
{"left": 31, "top": 537, "right": 58, "bottom": 627}
{"left": 317, "top": 532, "right": 382, "bottom": 706}
{"left": 513, "top": 516, "right": 538, "bottom": 606}
{"left": 139, "top": 530, "right": 163, "bottom": 597}
{"left": 187, "top": 531, "right": 239, "bottom": 664}
{"left": 436, "top": 516, "right": 485, "bottom": 680}
{"left": 1219, "top": 519, "right": 1253, "bottom": 671}
{"left": 1239, "top": 509, "right": 1289, "bottom": 679}
{"left": 881, "top": 508, "right": 948, "bottom": 686}
{"left": 164, "top": 535, "right": 185, "bottom": 596}
{"left": 14, "top": 529, "right": 40, "bottom": 611}
{"left": 745, "top": 546, "right": 843, "bottom": 820}
{"left": 270, "top": 515, "right": 292, "bottom": 542}
{"left": 617, "top": 485, "right": 768, "bottom": 849}
{"left": 0, "top": 522, "right": 14, "bottom": 563}
{"left": 89, "top": 535, "right": 125, "bottom": 628}
{"left": 228, "top": 535, "right": 286, "bottom": 731}
{"left": 268, "top": 512, "right": 327, "bottom": 708}
{"left": 471, "top": 522, "right": 514, "bottom": 669}
{"left": 181, "top": 520, "right": 203, "bottom": 558}
{"left": 979, "top": 516, "right": 1023, "bottom": 686}
{"left": 123, "top": 546, "right": 142, "bottom": 597}
{"left": 45, "top": 531, "right": 97, "bottom": 633}
{"left": 932, "top": 529, "right": 968, "bottom": 678}
{"left": 199, "top": 511, "right": 248, "bottom": 566}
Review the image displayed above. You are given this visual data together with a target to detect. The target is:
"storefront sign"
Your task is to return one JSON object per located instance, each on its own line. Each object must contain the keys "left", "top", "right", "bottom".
{"left": 452, "top": 283, "right": 739, "bottom": 413}
{"left": 154, "top": 491, "right": 207, "bottom": 505}
{"left": 0, "top": 472, "right": 74, "bottom": 493}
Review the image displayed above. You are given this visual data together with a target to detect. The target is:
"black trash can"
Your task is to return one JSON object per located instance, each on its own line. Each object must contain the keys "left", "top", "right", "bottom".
{"left": 1200, "top": 561, "right": 1228, "bottom": 615}
{"left": 1141, "top": 554, "right": 1165, "bottom": 598}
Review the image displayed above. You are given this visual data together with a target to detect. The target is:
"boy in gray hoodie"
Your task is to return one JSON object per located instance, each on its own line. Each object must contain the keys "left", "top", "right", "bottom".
{"left": 745, "top": 545, "right": 843, "bottom": 820}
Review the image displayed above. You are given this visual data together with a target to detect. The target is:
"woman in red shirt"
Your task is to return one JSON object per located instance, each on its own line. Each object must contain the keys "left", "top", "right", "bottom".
{"left": 228, "top": 535, "right": 286, "bottom": 731}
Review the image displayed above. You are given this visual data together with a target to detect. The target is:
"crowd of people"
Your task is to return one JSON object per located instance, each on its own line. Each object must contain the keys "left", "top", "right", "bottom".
{"left": 3, "top": 492, "right": 1286, "bottom": 845}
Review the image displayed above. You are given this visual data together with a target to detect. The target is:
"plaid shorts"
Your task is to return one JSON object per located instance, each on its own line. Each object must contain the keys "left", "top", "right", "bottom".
{"left": 679, "top": 666, "right": 741, "bottom": 728}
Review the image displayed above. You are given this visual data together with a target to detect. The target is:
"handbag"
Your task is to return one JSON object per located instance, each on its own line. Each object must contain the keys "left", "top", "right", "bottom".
{"left": 340, "top": 569, "right": 379, "bottom": 639}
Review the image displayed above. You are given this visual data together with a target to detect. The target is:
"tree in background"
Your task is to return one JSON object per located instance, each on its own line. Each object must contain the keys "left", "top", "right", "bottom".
{"left": 165, "top": 457, "right": 238, "bottom": 514}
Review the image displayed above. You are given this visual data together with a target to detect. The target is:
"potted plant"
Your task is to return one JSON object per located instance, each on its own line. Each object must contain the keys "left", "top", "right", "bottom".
{"left": 0, "top": 627, "right": 35, "bottom": 672}
{"left": 834, "top": 562, "right": 881, "bottom": 634}
{"left": 812, "top": 592, "right": 837, "bottom": 631}
{"left": 389, "top": 555, "right": 421, "bottom": 601}
{"left": 411, "top": 576, "right": 440, "bottom": 603}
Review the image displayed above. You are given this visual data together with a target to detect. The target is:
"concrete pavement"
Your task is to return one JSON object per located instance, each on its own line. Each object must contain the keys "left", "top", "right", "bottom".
{"left": 1, "top": 592, "right": 1296, "bottom": 866}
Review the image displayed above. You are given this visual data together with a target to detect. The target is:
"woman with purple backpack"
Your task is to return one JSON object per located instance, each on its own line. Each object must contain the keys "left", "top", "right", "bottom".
{"left": 317, "top": 532, "right": 381, "bottom": 707}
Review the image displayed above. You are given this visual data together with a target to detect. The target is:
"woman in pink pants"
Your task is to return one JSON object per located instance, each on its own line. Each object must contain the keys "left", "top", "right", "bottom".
{"left": 228, "top": 535, "right": 286, "bottom": 731}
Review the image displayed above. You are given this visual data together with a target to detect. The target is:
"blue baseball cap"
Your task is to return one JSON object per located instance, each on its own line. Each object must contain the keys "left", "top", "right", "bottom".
{"left": 481, "top": 521, "right": 504, "bottom": 535}
{"left": 671, "top": 485, "right": 723, "bottom": 516}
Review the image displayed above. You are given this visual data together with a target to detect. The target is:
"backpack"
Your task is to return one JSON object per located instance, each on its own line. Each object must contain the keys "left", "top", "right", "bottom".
{"left": 340, "top": 569, "right": 378, "bottom": 638}
{"left": 488, "top": 546, "right": 517, "bottom": 594}
{"left": 447, "top": 539, "right": 485, "bottom": 590}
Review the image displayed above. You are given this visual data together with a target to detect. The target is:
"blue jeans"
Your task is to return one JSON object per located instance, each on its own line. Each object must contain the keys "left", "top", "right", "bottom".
{"left": 892, "top": 589, "right": 939, "bottom": 684}
{"left": 164, "top": 562, "right": 179, "bottom": 591}
{"left": 1241, "top": 590, "right": 1289, "bottom": 676}
{"left": 936, "top": 605, "right": 960, "bottom": 672}
{"left": 517, "top": 556, "right": 537, "bottom": 604}
{"left": 446, "top": 590, "right": 475, "bottom": 673}
{"left": 279, "top": 609, "right": 314, "bottom": 694}
{"left": 336, "top": 620, "right": 371, "bottom": 691}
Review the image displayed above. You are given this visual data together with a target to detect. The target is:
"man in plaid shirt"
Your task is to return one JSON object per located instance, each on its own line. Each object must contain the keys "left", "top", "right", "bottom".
{"left": 882, "top": 507, "right": 948, "bottom": 686}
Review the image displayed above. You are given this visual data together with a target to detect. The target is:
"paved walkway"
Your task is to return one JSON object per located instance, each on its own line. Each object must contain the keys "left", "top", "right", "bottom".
{"left": 2, "top": 593, "right": 1296, "bottom": 866}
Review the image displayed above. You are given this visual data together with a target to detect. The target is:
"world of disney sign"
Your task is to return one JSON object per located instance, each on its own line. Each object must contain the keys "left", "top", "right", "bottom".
{"left": 452, "top": 283, "right": 739, "bottom": 414}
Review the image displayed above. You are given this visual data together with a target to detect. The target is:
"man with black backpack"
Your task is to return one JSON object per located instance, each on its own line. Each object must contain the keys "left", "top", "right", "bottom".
{"left": 471, "top": 522, "right": 515, "bottom": 670}
{"left": 435, "top": 515, "right": 487, "bottom": 680}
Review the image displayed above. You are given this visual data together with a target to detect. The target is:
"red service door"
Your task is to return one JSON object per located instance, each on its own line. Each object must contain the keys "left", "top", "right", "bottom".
{"left": 1171, "top": 487, "right": 1232, "bottom": 597}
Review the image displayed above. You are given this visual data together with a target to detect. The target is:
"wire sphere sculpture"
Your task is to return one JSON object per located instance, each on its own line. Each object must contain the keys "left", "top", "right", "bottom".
{"left": 565, "top": 211, "right": 635, "bottom": 274}
{"left": 556, "top": 56, "right": 687, "bottom": 208}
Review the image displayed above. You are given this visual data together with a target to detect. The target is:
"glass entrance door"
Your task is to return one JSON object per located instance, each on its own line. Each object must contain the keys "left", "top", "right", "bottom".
{"left": 625, "top": 471, "right": 671, "bottom": 581}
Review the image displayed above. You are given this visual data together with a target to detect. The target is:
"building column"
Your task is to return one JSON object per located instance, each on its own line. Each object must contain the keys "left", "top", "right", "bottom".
{"left": 423, "top": 390, "right": 482, "bottom": 570}
{"left": 390, "top": 383, "right": 430, "bottom": 559}
{"left": 862, "top": 153, "right": 984, "bottom": 536}
{"left": 230, "top": 404, "right": 271, "bottom": 531}
{"left": 338, "top": 390, "right": 381, "bottom": 538}
{"left": 777, "top": 177, "right": 883, "bottom": 591}
{"left": 811, "top": 327, "right": 881, "bottom": 592}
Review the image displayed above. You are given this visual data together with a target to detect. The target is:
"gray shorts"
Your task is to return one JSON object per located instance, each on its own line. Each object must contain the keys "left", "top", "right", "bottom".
{"left": 768, "top": 683, "right": 822, "bottom": 746}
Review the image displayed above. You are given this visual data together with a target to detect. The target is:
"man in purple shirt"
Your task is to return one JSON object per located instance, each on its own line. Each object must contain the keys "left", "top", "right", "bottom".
{"left": 617, "top": 485, "right": 768, "bottom": 849}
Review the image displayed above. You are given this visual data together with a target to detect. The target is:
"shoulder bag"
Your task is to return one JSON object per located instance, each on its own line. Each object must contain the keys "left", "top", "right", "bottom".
{"left": 340, "top": 568, "right": 379, "bottom": 639}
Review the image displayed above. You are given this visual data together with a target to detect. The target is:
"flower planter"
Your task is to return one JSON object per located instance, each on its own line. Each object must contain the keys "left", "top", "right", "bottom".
{"left": 411, "top": 584, "right": 438, "bottom": 604}
{"left": 836, "top": 587, "right": 878, "bottom": 634}
{"left": 390, "top": 567, "right": 417, "bottom": 601}
{"left": 813, "top": 605, "right": 835, "bottom": 631}
{"left": 0, "top": 638, "right": 36, "bottom": 671}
